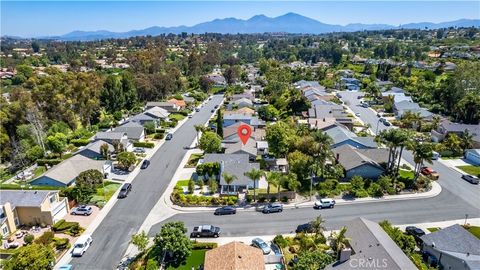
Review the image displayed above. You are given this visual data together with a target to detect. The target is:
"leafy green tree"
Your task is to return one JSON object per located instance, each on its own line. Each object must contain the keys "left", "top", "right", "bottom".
{"left": 459, "top": 129, "right": 474, "bottom": 154}
{"left": 287, "top": 150, "right": 312, "bottom": 188}
{"left": 130, "top": 230, "right": 149, "bottom": 253}
{"left": 244, "top": 168, "right": 264, "bottom": 202}
{"left": 46, "top": 133, "right": 67, "bottom": 157}
{"left": 216, "top": 109, "right": 223, "bottom": 137}
{"left": 199, "top": 131, "right": 221, "bottom": 153}
{"left": 100, "top": 143, "right": 110, "bottom": 160}
{"left": 408, "top": 141, "right": 433, "bottom": 184}
{"left": 222, "top": 172, "right": 237, "bottom": 194}
{"left": 293, "top": 250, "right": 334, "bottom": 270}
{"left": 207, "top": 177, "right": 218, "bottom": 194}
{"left": 285, "top": 173, "right": 301, "bottom": 193}
{"left": 258, "top": 105, "right": 279, "bottom": 121}
{"left": 188, "top": 179, "right": 195, "bottom": 194}
{"left": 76, "top": 169, "right": 104, "bottom": 188}
{"left": 26, "top": 145, "right": 44, "bottom": 162}
{"left": 144, "top": 122, "right": 156, "bottom": 135}
{"left": 154, "top": 221, "right": 192, "bottom": 267}
{"left": 443, "top": 133, "right": 462, "bottom": 156}
{"left": 4, "top": 243, "right": 55, "bottom": 270}
{"left": 379, "top": 220, "right": 416, "bottom": 256}
{"left": 117, "top": 151, "right": 136, "bottom": 170}
{"left": 310, "top": 215, "right": 327, "bottom": 240}
{"left": 265, "top": 171, "right": 281, "bottom": 197}
{"left": 266, "top": 121, "right": 296, "bottom": 157}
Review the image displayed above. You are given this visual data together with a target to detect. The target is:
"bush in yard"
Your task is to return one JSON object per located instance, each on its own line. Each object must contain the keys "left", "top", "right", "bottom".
{"left": 188, "top": 179, "right": 195, "bottom": 194}
{"left": 70, "top": 138, "right": 90, "bottom": 147}
{"left": 367, "top": 183, "right": 383, "bottom": 197}
{"left": 144, "top": 122, "right": 156, "bottom": 134}
{"left": 24, "top": 234, "right": 34, "bottom": 245}
{"left": 354, "top": 189, "right": 369, "bottom": 198}
{"left": 133, "top": 142, "right": 155, "bottom": 148}
{"left": 117, "top": 151, "right": 137, "bottom": 170}
{"left": 76, "top": 169, "right": 104, "bottom": 188}
{"left": 4, "top": 243, "right": 55, "bottom": 270}
{"left": 270, "top": 196, "right": 277, "bottom": 202}
{"left": 281, "top": 196, "right": 289, "bottom": 202}
{"left": 34, "top": 231, "right": 54, "bottom": 245}
{"left": 273, "top": 235, "right": 288, "bottom": 248}
{"left": 153, "top": 133, "right": 164, "bottom": 139}
{"left": 192, "top": 242, "right": 218, "bottom": 249}
{"left": 36, "top": 159, "right": 62, "bottom": 166}
{"left": 258, "top": 197, "right": 266, "bottom": 203}
{"left": 53, "top": 237, "right": 70, "bottom": 250}
{"left": 146, "top": 259, "right": 159, "bottom": 270}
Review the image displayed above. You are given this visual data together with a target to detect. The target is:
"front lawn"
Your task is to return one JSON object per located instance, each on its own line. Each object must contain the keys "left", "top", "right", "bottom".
{"left": 467, "top": 226, "right": 480, "bottom": 239}
{"left": 90, "top": 182, "right": 121, "bottom": 206}
{"left": 170, "top": 113, "right": 186, "bottom": 121}
{"left": 176, "top": 179, "right": 190, "bottom": 188}
{"left": 427, "top": 227, "right": 440, "bottom": 233}
{"left": 166, "top": 249, "right": 206, "bottom": 270}
{"left": 457, "top": 165, "right": 480, "bottom": 176}
{"left": 185, "top": 153, "right": 202, "bottom": 168}
{"left": 399, "top": 169, "right": 415, "bottom": 180}
{"left": 32, "top": 166, "right": 46, "bottom": 178}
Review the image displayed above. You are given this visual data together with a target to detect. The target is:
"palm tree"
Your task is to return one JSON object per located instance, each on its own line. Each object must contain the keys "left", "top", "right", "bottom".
{"left": 222, "top": 172, "right": 237, "bottom": 194}
{"left": 329, "top": 227, "right": 350, "bottom": 257}
{"left": 377, "top": 129, "right": 410, "bottom": 176}
{"left": 265, "top": 171, "right": 281, "bottom": 197}
{"left": 408, "top": 141, "right": 434, "bottom": 184}
{"left": 460, "top": 129, "right": 474, "bottom": 155}
{"left": 310, "top": 215, "right": 327, "bottom": 240}
{"left": 244, "top": 168, "right": 264, "bottom": 202}
{"left": 312, "top": 130, "right": 333, "bottom": 180}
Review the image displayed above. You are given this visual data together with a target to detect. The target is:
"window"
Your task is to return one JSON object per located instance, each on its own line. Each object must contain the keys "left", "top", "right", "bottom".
{"left": 49, "top": 195, "right": 57, "bottom": 203}
{"left": 2, "top": 226, "right": 8, "bottom": 235}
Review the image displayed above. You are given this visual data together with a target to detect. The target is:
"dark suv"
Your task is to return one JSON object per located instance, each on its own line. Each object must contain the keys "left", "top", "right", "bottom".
{"left": 405, "top": 226, "right": 426, "bottom": 242}
{"left": 141, "top": 160, "right": 150, "bottom": 169}
{"left": 117, "top": 183, "right": 132, "bottom": 199}
{"left": 262, "top": 203, "right": 283, "bottom": 214}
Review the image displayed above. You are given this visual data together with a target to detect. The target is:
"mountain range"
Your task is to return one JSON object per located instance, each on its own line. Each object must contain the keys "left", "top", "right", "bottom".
{"left": 39, "top": 13, "right": 480, "bottom": 41}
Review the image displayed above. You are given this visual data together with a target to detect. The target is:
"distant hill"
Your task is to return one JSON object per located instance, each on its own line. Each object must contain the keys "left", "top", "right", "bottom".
{"left": 37, "top": 13, "right": 480, "bottom": 41}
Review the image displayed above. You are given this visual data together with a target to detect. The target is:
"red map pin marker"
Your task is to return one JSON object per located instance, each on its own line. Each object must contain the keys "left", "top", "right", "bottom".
{"left": 237, "top": 124, "right": 252, "bottom": 145}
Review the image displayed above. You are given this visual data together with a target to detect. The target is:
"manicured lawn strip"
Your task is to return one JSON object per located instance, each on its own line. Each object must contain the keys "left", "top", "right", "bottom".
{"left": 457, "top": 165, "right": 480, "bottom": 176}
{"left": 185, "top": 153, "right": 203, "bottom": 168}
{"left": 0, "top": 183, "right": 60, "bottom": 190}
{"left": 33, "top": 166, "right": 46, "bottom": 178}
{"left": 467, "top": 226, "right": 480, "bottom": 239}
{"left": 166, "top": 249, "right": 206, "bottom": 270}
{"left": 90, "top": 182, "right": 121, "bottom": 204}
{"left": 176, "top": 180, "right": 190, "bottom": 187}
{"left": 170, "top": 113, "right": 186, "bottom": 121}
{"left": 427, "top": 227, "right": 440, "bottom": 233}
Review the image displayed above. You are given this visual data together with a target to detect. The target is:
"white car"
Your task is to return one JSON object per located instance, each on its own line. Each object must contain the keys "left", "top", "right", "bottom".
{"left": 314, "top": 198, "right": 336, "bottom": 209}
{"left": 72, "top": 234, "right": 92, "bottom": 257}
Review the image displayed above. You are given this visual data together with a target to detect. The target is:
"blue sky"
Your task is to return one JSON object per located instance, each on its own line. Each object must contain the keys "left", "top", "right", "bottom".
{"left": 1, "top": 1, "right": 479, "bottom": 37}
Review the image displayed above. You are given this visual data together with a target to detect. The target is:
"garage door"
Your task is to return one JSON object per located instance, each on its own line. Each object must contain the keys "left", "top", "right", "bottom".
{"left": 52, "top": 203, "right": 68, "bottom": 223}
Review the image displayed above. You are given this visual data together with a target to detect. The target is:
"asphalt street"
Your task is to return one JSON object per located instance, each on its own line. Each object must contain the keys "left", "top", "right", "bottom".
{"left": 71, "top": 95, "right": 224, "bottom": 270}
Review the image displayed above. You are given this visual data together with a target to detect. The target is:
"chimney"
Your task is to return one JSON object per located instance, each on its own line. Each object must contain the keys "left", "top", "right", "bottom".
{"left": 338, "top": 248, "right": 352, "bottom": 263}
{"left": 336, "top": 153, "right": 340, "bottom": 163}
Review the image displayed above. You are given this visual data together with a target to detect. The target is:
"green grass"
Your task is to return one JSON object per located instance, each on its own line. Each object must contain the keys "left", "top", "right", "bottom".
{"left": 166, "top": 249, "right": 206, "bottom": 270}
{"left": 169, "top": 113, "right": 186, "bottom": 121}
{"left": 185, "top": 153, "right": 202, "bottom": 168}
{"left": 427, "top": 227, "right": 440, "bottom": 233}
{"left": 32, "top": 166, "right": 46, "bottom": 178}
{"left": 399, "top": 169, "right": 415, "bottom": 180}
{"left": 0, "top": 169, "right": 14, "bottom": 182}
{"left": 467, "top": 226, "right": 480, "bottom": 239}
{"left": 0, "top": 183, "right": 60, "bottom": 190}
{"left": 90, "top": 182, "right": 121, "bottom": 205}
{"left": 457, "top": 165, "right": 480, "bottom": 176}
{"left": 176, "top": 180, "right": 190, "bottom": 187}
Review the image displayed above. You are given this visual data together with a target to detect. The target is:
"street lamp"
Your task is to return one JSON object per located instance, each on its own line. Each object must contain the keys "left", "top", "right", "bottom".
{"left": 464, "top": 214, "right": 469, "bottom": 226}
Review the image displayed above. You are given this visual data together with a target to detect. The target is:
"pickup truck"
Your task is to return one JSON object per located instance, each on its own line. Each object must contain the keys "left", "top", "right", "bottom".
{"left": 190, "top": 225, "right": 221, "bottom": 238}
{"left": 421, "top": 167, "right": 440, "bottom": 180}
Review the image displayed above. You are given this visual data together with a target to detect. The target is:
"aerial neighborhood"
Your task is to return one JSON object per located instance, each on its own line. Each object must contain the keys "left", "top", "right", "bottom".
{"left": 1, "top": 4, "right": 480, "bottom": 270}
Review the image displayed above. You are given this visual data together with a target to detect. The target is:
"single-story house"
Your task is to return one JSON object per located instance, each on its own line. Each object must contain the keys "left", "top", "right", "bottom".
{"left": 420, "top": 224, "right": 480, "bottom": 270}
{"left": 326, "top": 125, "right": 377, "bottom": 149}
{"left": 224, "top": 107, "right": 255, "bottom": 116}
{"left": 308, "top": 118, "right": 338, "bottom": 131}
{"left": 167, "top": 98, "right": 187, "bottom": 110}
{"left": 381, "top": 87, "right": 413, "bottom": 103}
{"left": 127, "top": 113, "right": 160, "bottom": 128}
{"left": 202, "top": 154, "right": 261, "bottom": 194}
{"left": 181, "top": 95, "right": 195, "bottom": 104}
{"left": 223, "top": 114, "right": 265, "bottom": 128}
{"left": 1, "top": 190, "right": 69, "bottom": 235}
{"left": 145, "top": 101, "right": 178, "bottom": 112}
{"left": 325, "top": 218, "right": 417, "bottom": 270}
{"left": 206, "top": 74, "right": 227, "bottom": 86}
{"left": 465, "top": 149, "right": 480, "bottom": 165}
{"left": 31, "top": 155, "right": 112, "bottom": 187}
{"left": 113, "top": 122, "right": 145, "bottom": 142}
{"left": 94, "top": 131, "right": 132, "bottom": 151}
{"left": 333, "top": 144, "right": 389, "bottom": 179}
{"left": 224, "top": 138, "right": 257, "bottom": 160}
{"left": 204, "top": 241, "right": 265, "bottom": 270}
{"left": 431, "top": 120, "right": 480, "bottom": 147}
{"left": 233, "top": 97, "right": 253, "bottom": 109}
{"left": 144, "top": 106, "right": 170, "bottom": 120}
{"left": 231, "top": 93, "right": 255, "bottom": 102}
{"left": 75, "top": 140, "right": 114, "bottom": 160}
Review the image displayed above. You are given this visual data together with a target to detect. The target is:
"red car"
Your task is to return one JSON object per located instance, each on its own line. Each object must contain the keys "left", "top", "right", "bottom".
{"left": 421, "top": 167, "right": 439, "bottom": 180}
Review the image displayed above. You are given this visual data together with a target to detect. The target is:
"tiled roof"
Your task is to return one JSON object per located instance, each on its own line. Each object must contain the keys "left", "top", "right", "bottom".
{"left": 204, "top": 241, "right": 265, "bottom": 270}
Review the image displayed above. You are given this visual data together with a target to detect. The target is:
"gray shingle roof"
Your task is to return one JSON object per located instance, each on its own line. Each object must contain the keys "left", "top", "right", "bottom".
{"left": 95, "top": 131, "right": 126, "bottom": 141}
{"left": 144, "top": 106, "right": 170, "bottom": 119}
{"left": 333, "top": 145, "right": 385, "bottom": 171}
{"left": 326, "top": 126, "right": 377, "bottom": 148}
{"left": 224, "top": 138, "right": 257, "bottom": 157}
{"left": 326, "top": 218, "right": 416, "bottom": 270}
{"left": 76, "top": 139, "right": 114, "bottom": 156}
{"left": 0, "top": 190, "right": 56, "bottom": 208}
{"left": 421, "top": 224, "right": 480, "bottom": 256}
{"left": 114, "top": 122, "right": 145, "bottom": 140}
{"left": 394, "top": 100, "right": 420, "bottom": 111}
{"left": 203, "top": 154, "right": 260, "bottom": 186}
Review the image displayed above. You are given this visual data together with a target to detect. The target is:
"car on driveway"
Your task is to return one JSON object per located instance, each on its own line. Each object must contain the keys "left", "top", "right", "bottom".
{"left": 117, "top": 183, "right": 132, "bottom": 199}
{"left": 262, "top": 203, "right": 283, "bottom": 214}
{"left": 140, "top": 160, "right": 150, "bottom": 169}
{"left": 405, "top": 226, "right": 426, "bottom": 242}
{"left": 72, "top": 234, "right": 92, "bottom": 257}
{"left": 295, "top": 223, "right": 314, "bottom": 234}
{"left": 133, "top": 147, "right": 145, "bottom": 153}
{"left": 214, "top": 206, "right": 236, "bottom": 215}
{"left": 462, "top": 174, "right": 479, "bottom": 184}
{"left": 314, "top": 198, "right": 335, "bottom": 209}
{"left": 71, "top": 205, "right": 93, "bottom": 216}
{"left": 361, "top": 103, "right": 369, "bottom": 108}
{"left": 251, "top": 238, "right": 271, "bottom": 255}
{"left": 211, "top": 109, "right": 215, "bottom": 113}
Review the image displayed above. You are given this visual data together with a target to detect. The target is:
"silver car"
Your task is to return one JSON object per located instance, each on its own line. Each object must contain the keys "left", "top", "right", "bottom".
{"left": 71, "top": 205, "right": 93, "bottom": 216}
{"left": 251, "top": 238, "right": 271, "bottom": 255}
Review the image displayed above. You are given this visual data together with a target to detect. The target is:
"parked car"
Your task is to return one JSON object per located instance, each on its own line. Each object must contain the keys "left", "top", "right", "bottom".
{"left": 133, "top": 147, "right": 145, "bottom": 153}
{"left": 140, "top": 160, "right": 150, "bottom": 169}
{"left": 295, "top": 223, "right": 314, "bottom": 234}
{"left": 432, "top": 151, "right": 440, "bottom": 160}
{"left": 190, "top": 225, "right": 221, "bottom": 238}
{"left": 188, "top": 114, "right": 193, "bottom": 118}
{"left": 211, "top": 109, "right": 215, "bottom": 113}
{"left": 314, "top": 198, "right": 336, "bottom": 209}
{"left": 405, "top": 226, "right": 426, "bottom": 242}
{"left": 214, "top": 105, "right": 219, "bottom": 109}
{"left": 262, "top": 203, "right": 283, "bottom": 214}
{"left": 214, "top": 206, "right": 236, "bottom": 215}
{"left": 420, "top": 167, "right": 440, "bottom": 180}
{"left": 117, "top": 183, "right": 132, "bottom": 199}
{"left": 165, "top": 133, "right": 173, "bottom": 140}
{"left": 72, "top": 234, "right": 92, "bottom": 257}
{"left": 361, "top": 103, "right": 369, "bottom": 108}
{"left": 355, "top": 112, "right": 361, "bottom": 117}
{"left": 71, "top": 205, "right": 93, "bottom": 216}
{"left": 251, "top": 238, "right": 271, "bottom": 255}
{"left": 383, "top": 120, "right": 391, "bottom": 126}
{"left": 59, "top": 265, "right": 74, "bottom": 270}
{"left": 462, "top": 174, "right": 479, "bottom": 184}
{"left": 195, "top": 108, "right": 201, "bottom": 112}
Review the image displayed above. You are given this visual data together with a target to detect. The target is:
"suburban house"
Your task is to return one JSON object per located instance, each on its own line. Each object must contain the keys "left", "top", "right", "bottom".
{"left": 465, "top": 149, "right": 480, "bottom": 165}
{"left": 326, "top": 125, "right": 377, "bottom": 149}
{"left": 224, "top": 107, "right": 255, "bottom": 116}
{"left": 181, "top": 95, "right": 195, "bottom": 104}
{"left": 265, "top": 158, "right": 288, "bottom": 173}
{"left": 113, "top": 122, "right": 146, "bottom": 142}
{"left": 420, "top": 224, "right": 480, "bottom": 270}
{"left": 206, "top": 74, "right": 227, "bottom": 86}
{"left": 76, "top": 140, "right": 114, "bottom": 160}
{"left": 393, "top": 100, "right": 434, "bottom": 119}
{"left": 325, "top": 218, "right": 416, "bottom": 270}
{"left": 223, "top": 138, "right": 257, "bottom": 160}
{"left": 94, "top": 131, "right": 132, "bottom": 151}
{"left": 167, "top": 98, "right": 187, "bottom": 110}
{"left": 204, "top": 241, "right": 265, "bottom": 270}
{"left": 294, "top": 80, "right": 322, "bottom": 90}
{"left": 381, "top": 87, "right": 413, "bottom": 103}
{"left": 256, "top": 141, "right": 269, "bottom": 155}
{"left": 231, "top": 92, "right": 254, "bottom": 102}
{"left": 233, "top": 97, "right": 253, "bottom": 109}
{"left": 128, "top": 106, "right": 170, "bottom": 128}
{"left": 145, "top": 106, "right": 170, "bottom": 120}
{"left": 223, "top": 114, "right": 265, "bottom": 128}
{"left": 340, "top": 77, "right": 360, "bottom": 91}
{"left": 202, "top": 154, "right": 262, "bottom": 194}
{"left": 431, "top": 120, "right": 480, "bottom": 147}
{"left": 31, "top": 155, "right": 112, "bottom": 187}
{"left": 145, "top": 101, "right": 178, "bottom": 112}
{"left": 333, "top": 145, "right": 389, "bottom": 179}
{"left": 0, "top": 190, "right": 69, "bottom": 235}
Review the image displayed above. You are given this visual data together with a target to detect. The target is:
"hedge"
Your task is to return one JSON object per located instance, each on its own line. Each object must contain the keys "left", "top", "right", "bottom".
{"left": 192, "top": 242, "right": 218, "bottom": 249}
{"left": 70, "top": 138, "right": 91, "bottom": 147}
{"left": 37, "top": 159, "right": 62, "bottom": 166}
{"left": 53, "top": 237, "right": 70, "bottom": 250}
{"left": 52, "top": 219, "right": 79, "bottom": 232}
{"left": 155, "top": 128, "right": 166, "bottom": 134}
{"left": 133, "top": 142, "right": 155, "bottom": 148}
{"left": 154, "top": 133, "right": 164, "bottom": 139}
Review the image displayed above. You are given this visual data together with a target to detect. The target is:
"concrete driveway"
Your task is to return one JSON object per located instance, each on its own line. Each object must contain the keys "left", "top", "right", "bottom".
{"left": 65, "top": 205, "right": 100, "bottom": 229}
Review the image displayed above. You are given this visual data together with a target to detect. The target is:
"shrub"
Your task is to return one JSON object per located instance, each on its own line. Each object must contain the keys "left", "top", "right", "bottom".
{"left": 70, "top": 138, "right": 90, "bottom": 147}
{"left": 367, "top": 183, "right": 384, "bottom": 197}
{"left": 133, "top": 142, "right": 154, "bottom": 148}
{"left": 24, "top": 234, "right": 34, "bottom": 244}
{"left": 354, "top": 189, "right": 369, "bottom": 198}
{"left": 34, "top": 231, "right": 54, "bottom": 245}
{"left": 273, "top": 235, "right": 288, "bottom": 248}
{"left": 53, "top": 237, "right": 70, "bottom": 250}
{"left": 153, "top": 133, "right": 164, "bottom": 139}
{"left": 146, "top": 259, "right": 159, "bottom": 270}
{"left": 270, "top": 197, "right": 277, "bottom": 202}
{"left": 52, "top": 219, "right": 83, "bottom": 236}
{"left": 281, "top": 196, "right": 289, "bottom": 203}
{"left": 37, "top": 159, "right": 62, "bottom": 166}
{"left": 246, "top": 197, "right": 252, "bottom": 203}
{"left": 192, "top": 242, "right": 218, "bottom": 249}
{"left": 258, "top": 197, "right": 266, "bottom": 203}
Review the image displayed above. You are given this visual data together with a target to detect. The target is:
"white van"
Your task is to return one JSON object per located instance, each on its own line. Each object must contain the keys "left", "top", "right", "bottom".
{"left": 314, "top": 198, "right": 336, "bottom": 209}
{"left": 72, "top": 234, "right": 92, "bottom": 257}
{"left": 432, "top": 151, "right": 440, "bottom": 160}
